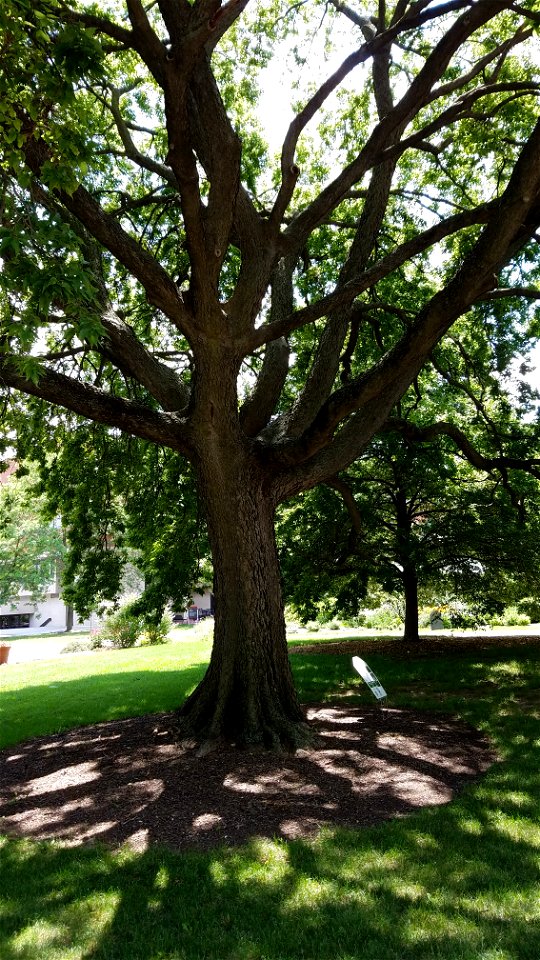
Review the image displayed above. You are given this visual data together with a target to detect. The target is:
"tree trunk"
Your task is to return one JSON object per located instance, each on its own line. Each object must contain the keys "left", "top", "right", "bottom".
{"left": 176, "top": 449, "right": 310, "bottom": 751}
{"left": 394, "top": 485, "right": 420, "bottom": 643}
{"left": 402, "top": 562, "right": 420, "bottom": 643}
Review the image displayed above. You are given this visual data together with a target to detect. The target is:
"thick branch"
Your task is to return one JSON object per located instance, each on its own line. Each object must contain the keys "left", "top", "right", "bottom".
{"left": 269, "top": 115, "right": 540, "bottom": 498}
{"left": 109, "top": 88, "right": 177, "bottom": 187}
{"left": 280, "top": 30, "right": 400, "bottom": 433}
{"left": 187, "top": 58, "right": 247, "bottom": 285}
{"left": 246, "top": 200, "right": 496, "bottom": 350}
{"left": 125, "top": 0, "right": 167, "bottom": 83}
{"left": 240, "top": 257, "right": 293, "bottom": 435}
{"left": 239, "top": 338, "right": 290, "bottom": 437}
{"left": 99, "top": 308, "right": 191, "bottom": 413}
{"left": 59, "top": 4, "right": 134, "bottom": 46}
{"left": 23, "top": 136, "right": 191, "bottom": 333}
{"left": 479, "top": 286, "right": 540, "bottom": 301}
{"left": 385, "top": 418, "right": 540, "bottom": 478}
{"left": 0, "top": 358, "right": 193, "bottom": 455}
{"left": 324, "top": 476, "right": 363, "bottom": 536}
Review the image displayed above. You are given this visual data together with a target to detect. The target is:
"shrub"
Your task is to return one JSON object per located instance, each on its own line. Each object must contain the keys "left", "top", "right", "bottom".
{"left": 143, "top": 613, "right": 172, "bottom": 645}
{"left": 61, "top": 640, "right": 92, "bottom": 654}
{"left": 363, "top": 605, "right": 402, "bottom": 630}
{"left": 517, "top": 597, "right": 540, "bottom": 623}
{"left": 489, "top": 606, "right": 531, "bottom": 627}
{"left": 501, "top": 606, "right": 530, "bottom": 627}
{"left": 89, "top": 631, "right": 103, "bottom": 649}
{"left": 100, "top": 604, "right": 143, "bottom": 648}
{"left": 304, "top": 620, "right": 320, "bottom": 632}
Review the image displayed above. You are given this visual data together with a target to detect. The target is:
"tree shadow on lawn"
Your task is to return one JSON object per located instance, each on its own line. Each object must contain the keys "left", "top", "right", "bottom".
{"left": 1, "top": 652, "right": 539, "bottom": 958}
{"left": 1, "top": 777, "right": 539, "bottom": 960}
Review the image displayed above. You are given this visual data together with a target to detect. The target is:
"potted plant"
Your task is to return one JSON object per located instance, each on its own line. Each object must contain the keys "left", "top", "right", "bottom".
{"left": 0, "top": 641, "right": 11, "bottom": 665}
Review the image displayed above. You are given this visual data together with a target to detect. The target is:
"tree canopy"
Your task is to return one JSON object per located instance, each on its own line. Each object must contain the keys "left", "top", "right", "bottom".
{"left": 278, "top": 429, "right": 540, "bottom": 638}
{"left": 1, "top": 0, "right": 540, "bottom": 746}
{"left": 0, "top": 465, "right": 64, "bottom": 606}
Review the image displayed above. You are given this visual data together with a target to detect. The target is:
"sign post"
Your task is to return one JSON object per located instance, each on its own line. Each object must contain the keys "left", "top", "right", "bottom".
{"left": 352, "top": 656, "right": 387, "bottom": 700}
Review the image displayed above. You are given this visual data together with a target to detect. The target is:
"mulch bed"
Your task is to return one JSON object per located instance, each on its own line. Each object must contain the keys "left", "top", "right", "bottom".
{"left": 0, "top": 703, "right": 496, "bottom": 853}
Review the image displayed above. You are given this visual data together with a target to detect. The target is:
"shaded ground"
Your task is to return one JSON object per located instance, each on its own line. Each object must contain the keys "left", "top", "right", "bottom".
{"left": 288, "top": 632, "right": 540, "bottom": 659}
{"left": 0, "top": 705, "right": 495, "bottom": 852}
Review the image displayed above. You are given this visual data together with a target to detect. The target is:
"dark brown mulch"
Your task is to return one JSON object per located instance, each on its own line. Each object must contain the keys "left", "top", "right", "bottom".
{"left": 0, "top": 705, "right": 496, "bottom": 853}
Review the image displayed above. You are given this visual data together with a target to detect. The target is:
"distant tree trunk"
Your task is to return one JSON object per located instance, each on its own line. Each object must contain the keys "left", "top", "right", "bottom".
{"left": 65, "top": 603, "right": 74, "bottom": 633}
{"left": 395, "top": 485, "right": 420, "bottom": 643}
{"left": 402, "top": 563, "right": 420, "bottom": 643}
{"left": 177, "top": 441, "right": 310, "bottom": 750}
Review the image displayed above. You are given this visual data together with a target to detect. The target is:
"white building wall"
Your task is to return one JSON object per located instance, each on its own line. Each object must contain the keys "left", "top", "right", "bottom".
{"left": 0, "top": 592, "right": 96, "bottom": 635}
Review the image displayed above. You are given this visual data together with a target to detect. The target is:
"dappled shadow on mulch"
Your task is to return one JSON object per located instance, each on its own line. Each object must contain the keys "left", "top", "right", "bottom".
{"left": 0, "top": 705, "right": 496, "bottom": 853}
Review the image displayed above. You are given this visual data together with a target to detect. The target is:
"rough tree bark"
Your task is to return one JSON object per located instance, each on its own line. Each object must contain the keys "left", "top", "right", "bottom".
{"left": 178, "top": 454, "right": 308, "bottom": 748}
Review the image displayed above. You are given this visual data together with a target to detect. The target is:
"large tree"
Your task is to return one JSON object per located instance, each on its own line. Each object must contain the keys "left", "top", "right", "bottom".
{"left": 1, "top": 0, "right": 540, "bottom": 747}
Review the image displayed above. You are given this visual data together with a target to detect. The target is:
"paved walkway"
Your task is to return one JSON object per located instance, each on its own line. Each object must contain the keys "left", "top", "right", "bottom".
{"left": 1, "top": 634, "right": 83, "bottom": 665}
{"left": 2, "top": 623, "right": 540, "bottom": 667}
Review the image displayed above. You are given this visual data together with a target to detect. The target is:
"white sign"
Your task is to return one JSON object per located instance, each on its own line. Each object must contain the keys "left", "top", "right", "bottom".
{"left": 352, "top": 656, "right": 387, "bottom": 700}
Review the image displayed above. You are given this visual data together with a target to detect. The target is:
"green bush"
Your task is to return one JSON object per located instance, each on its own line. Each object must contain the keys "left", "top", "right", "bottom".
{"left": 363, "top": 605, "right": 402, "bottom": 630}
{"left": 142, "top": 613, "right": 172, "bottom": 645}
{"left": 60, "top": 639, "right": 92, "bottom": 654}
{"left": 517, "top": 597, "right": 540, "bottom": 623}
{"left": 502, "top": 606, "right": 530, "bottom": 627}
{"left": 100, "top": 604, "right": 143, "bottom": 648}
{"left": 490, "top": 605, "right": 531, "bottom": 627}
{"left": 304, "top": 620, "right": 320, "bottom": 632}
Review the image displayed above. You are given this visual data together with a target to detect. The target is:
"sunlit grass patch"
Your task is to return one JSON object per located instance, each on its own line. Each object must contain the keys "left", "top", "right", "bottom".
{"left": 0, "top": 642, "right": 210, "bottom": 749}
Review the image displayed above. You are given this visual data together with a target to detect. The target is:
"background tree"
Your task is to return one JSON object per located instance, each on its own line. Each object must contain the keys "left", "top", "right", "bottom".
{"left": 1, "top": 0, "right": 540, "bottom": 747}
{"left": 279, "top": 431, "right": 540, "bottom": 641}
{"left": 0, "top": 466, "right": 64, "bottom": 606}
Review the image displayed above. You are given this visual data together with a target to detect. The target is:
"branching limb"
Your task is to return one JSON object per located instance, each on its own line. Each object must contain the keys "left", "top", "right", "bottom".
{"left": 0, "top": 357, "right": 193, "bottom": 456}
{"left": 324, "top": 475, "right": 363, "bottom": 536}
{"left": 268, "top": 116, "right": 540, "bottom": 499}
{"left": 281, "top": 0, "right": 515, "bottom": 254}
{"left": 98, "top": 308, "right": 191, "bottom": 413}
{"left": 240, "top": 257, "right": 294, "bottom": 436}
{"left": 239, "top": 338, "right": 290, "bottom": 437}
{"left": 22, "top": 137, "right": 191, "bottom": 335}
{"left": 58, "top": 2, "right": 134, "bottom": 46}
{"left": 246, "top": 199, "right": 496, "bottom": 350}
{"left": 125, "top": 0, "right": 167, "bottom": 83}
{"left": 479, "top": 286, "right": 540, "bottom": 301}
{"left": 255, "top": 25, "right": 398, "bottom": 433}
{"left": 384, "top": 418, "right": 540, "bottom": 479}
{"left": 109, "top": 87, "right": 177, "bottom": 187}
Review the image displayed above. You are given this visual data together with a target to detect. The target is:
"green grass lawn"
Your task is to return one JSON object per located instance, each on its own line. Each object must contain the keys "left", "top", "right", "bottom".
{"left": 1, "top": 634, "right": 539, "bottom": 960}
